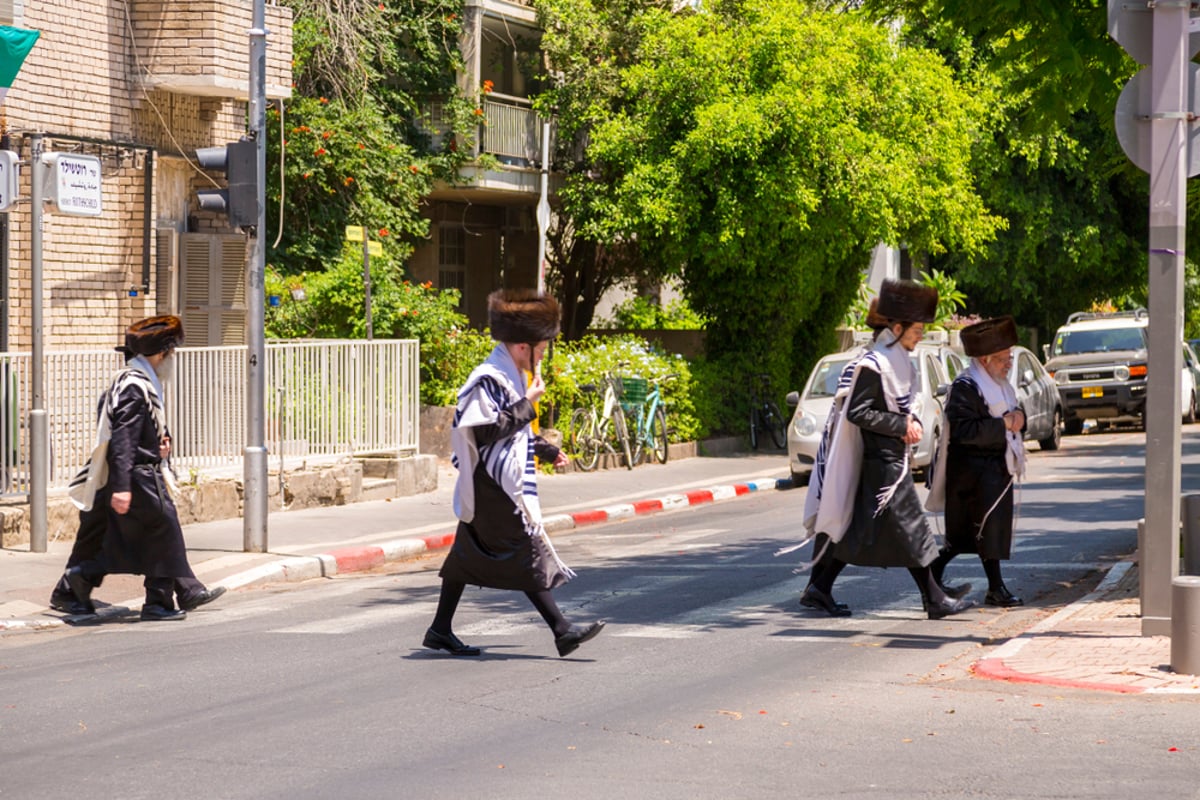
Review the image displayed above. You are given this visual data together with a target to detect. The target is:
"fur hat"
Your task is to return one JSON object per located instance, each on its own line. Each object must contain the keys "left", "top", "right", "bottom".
{"left": 876, "top": 279, "right": 938, "bottom": 324}
{"left": 120, "top": 315, "right": 184, "bottom": 357}
{"left": 864, "top": 298, "right": 888, "bottom": 331}
{"left": 487, "top": 289, "right": 560, "bottom": 343}
{"left": 961, "top": 315, "right": 1018, "bottom": 358}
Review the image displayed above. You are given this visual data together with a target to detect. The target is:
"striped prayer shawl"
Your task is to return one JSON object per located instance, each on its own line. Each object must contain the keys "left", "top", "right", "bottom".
{"left": 68, "top": 361, "right": 174, "bottom": 511}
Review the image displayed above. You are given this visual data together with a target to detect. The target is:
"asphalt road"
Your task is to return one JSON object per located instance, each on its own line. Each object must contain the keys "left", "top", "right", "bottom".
{"left": 3, "top": 430, "right": 1199, "bottom": 799}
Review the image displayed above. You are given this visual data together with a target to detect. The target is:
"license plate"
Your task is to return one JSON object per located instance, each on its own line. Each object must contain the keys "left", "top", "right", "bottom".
{"left": 1082, "top": 386, "right": 1103, "bottom": 399}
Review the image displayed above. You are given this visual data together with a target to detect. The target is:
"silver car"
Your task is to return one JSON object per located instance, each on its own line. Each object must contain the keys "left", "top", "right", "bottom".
{"left": 785, "top": 343, "right": 951, "bottom": 484}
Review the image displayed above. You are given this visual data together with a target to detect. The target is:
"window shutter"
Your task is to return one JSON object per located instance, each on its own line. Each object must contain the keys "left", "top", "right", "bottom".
{"left": 155, "top": 228, "right": 179, "bottom": 316}
{"left": 0, "top": 1, "right": 14, "bottom": 26}
{"left": 179, "top": 233, "right": 246, "bottom": 346}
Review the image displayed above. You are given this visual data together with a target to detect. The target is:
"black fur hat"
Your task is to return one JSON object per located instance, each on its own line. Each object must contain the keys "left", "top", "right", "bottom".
{"left": 488, "top": 289, "right": 560, "bottom": 343}
{"left": 961, "top": 315, "right": 1018, "bottom": 358}
{"left": 876, "top": 279, "right": 938, "bottom": 324}
{"left": 120, "top": 315, "right": 184, "bottom": 357}
{"left": 864, "top": 297, "right": 888, "bottom": 332}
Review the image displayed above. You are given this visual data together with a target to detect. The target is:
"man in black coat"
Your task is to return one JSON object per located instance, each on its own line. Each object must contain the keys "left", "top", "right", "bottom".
{"left": 58, "top": 315, "right": 225, "bottom": 620}
{"left": 930, "top": 316, "right": 1027, "bottom": 607}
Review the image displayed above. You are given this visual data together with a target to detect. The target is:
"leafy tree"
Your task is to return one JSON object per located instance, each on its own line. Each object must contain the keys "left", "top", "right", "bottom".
{"left": 573, "top": 3, "right": 999, "bottom": 428}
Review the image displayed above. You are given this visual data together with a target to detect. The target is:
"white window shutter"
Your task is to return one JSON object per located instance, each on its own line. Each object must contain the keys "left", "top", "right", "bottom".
{"left": 155, "top": 228, "right": 179, "bottom": 316}
{"left": 179, "top": 233, "right": 246, "bottom": 346}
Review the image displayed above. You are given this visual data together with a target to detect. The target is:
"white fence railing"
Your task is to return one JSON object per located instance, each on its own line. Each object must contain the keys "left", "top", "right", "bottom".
{"left": 0, "top": 339, "right": 420, "bottom": 497}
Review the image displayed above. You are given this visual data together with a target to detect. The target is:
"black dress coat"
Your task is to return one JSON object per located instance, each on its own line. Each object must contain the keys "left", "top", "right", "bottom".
{"left": 943, "top": 375, "right": 1022, "bottom": 560}
{"left": 831, "top": 368, "right": 939, "bottom": 569}
{"left": 101, "top": 381, "right": 194, "bottom": 579}
{"left": 438, "top": 398, "right": 568, "bottom": 592}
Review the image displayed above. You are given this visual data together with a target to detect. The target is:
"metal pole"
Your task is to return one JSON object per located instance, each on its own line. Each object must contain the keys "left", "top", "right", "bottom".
{"left": 1142, "top": 3, "right": 1188, "bottom": 635}
{"left": 243, "top": 1, "right": 268, "bottom": 552}
{"left": 29, "top": 134, "right": 46, "bottom": 552}
{"left": 362, "top": 229, "right": 372, "bottom": 340}
{"left": 536, "top": 119, "right": 550, "bottom": 295}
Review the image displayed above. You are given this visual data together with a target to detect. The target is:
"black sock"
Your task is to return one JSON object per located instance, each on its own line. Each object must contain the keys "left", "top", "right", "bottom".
{"left": 526, "top": 589, "right": 571, "bottom": 637}
{"left": 811, "top": 558, "right": 847, "bottom": 596}
{"left": 982, "top": 558, "right": 1004, "bottom": 593}
{"left": 431, "top": 580, "right": 465, "bottom": 634}
{"left": 910, "top": 566, "right": 947, "bottom": 606}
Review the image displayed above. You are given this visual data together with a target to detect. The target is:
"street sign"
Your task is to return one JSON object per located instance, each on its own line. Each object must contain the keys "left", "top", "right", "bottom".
{"left": 0, "top": 150, "right": 18, "bottom": 211}
{"left": 1108, "top": 0, "right": 1200, "bottom": 66}
{"left": 1115, "top": 64, "right": 1200, "bottom": 177}
{"left": 345, "top": 225, "right": 365, "bottom": 242}
{"left": 366, "top": 240, "right": 382, "bottom": 256}
{"left": 42, "top": 153, "right": 102, "bottom": 217}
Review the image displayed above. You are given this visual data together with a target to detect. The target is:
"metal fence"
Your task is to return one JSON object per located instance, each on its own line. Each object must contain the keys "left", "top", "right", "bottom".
{"left": 0, "top": 339, "right": 420, "bottom": 497}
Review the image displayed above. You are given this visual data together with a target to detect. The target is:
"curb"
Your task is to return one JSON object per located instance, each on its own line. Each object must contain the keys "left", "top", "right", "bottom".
{"left": 1, "top": 476, "right": 792, "bottom": 632}
{"left": 971, "top": 561, "right": 1143, "bottom": 694}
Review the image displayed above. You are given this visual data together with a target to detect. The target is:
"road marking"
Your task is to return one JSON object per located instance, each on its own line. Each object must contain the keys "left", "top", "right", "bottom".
{"left": 269, "top": 601, "right": 436, "bottom": 635}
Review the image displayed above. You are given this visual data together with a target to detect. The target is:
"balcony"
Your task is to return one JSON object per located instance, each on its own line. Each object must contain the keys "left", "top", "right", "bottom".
{"left": 131, "top": 0, "right": 293, "bottom": 100}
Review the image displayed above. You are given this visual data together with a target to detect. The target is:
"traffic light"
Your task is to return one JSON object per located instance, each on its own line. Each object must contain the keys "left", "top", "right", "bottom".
{"left": 194, "top": 139, "right": 257, "bottom": 229}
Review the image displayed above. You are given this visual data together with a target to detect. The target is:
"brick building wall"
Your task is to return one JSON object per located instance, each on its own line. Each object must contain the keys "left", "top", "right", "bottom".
{"left": 0, "top": 0, "right": 292, "bottom": 350}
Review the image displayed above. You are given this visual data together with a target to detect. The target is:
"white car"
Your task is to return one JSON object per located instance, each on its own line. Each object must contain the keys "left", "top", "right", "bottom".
{"left": 785, "top": 343, "right": 952, "bottom": 484}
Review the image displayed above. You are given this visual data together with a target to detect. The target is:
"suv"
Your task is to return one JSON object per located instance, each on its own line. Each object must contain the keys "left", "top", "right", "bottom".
{"left": 1044, "top": 309, "right": 1196, "bottom": 435}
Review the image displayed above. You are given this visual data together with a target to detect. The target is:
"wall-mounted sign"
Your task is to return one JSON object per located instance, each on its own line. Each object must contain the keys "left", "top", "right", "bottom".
{"left": 42, "top": 152, "right": 102, "bottom": 217}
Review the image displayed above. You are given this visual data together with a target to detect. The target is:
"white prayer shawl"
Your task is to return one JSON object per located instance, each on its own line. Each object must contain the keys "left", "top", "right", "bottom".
{"left": 784, "top": 331, "right": 916, "bottom": 561}
{"left": 451, "top": 343, "right": 574, "bottom": 578}
{"left": 926, "top": 359, "right": 1026, "bottom": 521}
{"left": 68, "top": 357, "right": 177, "bottom": 511}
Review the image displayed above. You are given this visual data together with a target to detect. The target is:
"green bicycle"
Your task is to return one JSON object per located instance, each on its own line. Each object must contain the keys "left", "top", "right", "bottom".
{"left": 622, "top": 372, "right": 677, "bottom": 466}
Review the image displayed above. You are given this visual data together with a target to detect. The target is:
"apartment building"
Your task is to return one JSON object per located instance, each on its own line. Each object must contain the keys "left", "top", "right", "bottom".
{"left": 0, "top": 0, "right": 292, "bottom": 351}
{"left": 407, "top": 0, "right": 555, "bottom": 327}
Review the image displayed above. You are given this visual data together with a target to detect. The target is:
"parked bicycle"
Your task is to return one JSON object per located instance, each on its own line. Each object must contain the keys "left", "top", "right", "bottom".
{"left": 749, "top": 372, "right": 786, "bottom": 450}
{"left": 622, "top": 372, "right": 677, "bottom": 466}
{"left": 567, "top": 367, "right": 633, "bottom": 471}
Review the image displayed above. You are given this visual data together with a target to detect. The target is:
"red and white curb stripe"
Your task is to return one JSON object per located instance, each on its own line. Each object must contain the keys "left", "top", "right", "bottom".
{"left": 2, "top": 477, "right": 789, "bottom": 631}
{"left": 971, "top": 561, "right": 1165, "bottom": 694}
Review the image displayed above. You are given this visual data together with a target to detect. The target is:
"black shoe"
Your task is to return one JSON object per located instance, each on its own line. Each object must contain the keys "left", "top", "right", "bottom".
{"left": 800, "top": 585, "right": 851, "bottom": 617}
{"left": 179, "top": 586, "right": 227, "bottom": 611}
{"left": 927, "top": 596, "right": 976, "bottom": 620}
{"left": 423, "top": 627, "right": 481, "bottom": 656}
{"left": 140, "top": 604, "right": 187, "bottom": 621}
{"left": 985, "top": 586, "right": 1024, "bottom": 608}
{"left": 64, "top": 568, "right": 96, "bottom": 615}
{"left": 941, "top": 582, "right": 972, "bottom": 600}
{"left": 49, "top": 589, "right": 76, "bottom": 614}
{"left": 555, "top": 621, "right": 605, "bottom": 657}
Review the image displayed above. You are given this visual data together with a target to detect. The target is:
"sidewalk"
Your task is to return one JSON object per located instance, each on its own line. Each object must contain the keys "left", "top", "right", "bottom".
{"left": 1, "top": 451, "right": 1195, "bottom": 694}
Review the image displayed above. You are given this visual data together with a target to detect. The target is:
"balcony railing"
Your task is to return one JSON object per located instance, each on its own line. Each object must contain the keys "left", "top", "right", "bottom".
{"left": 418, "top": 95, "right": 553, "bottom": 167}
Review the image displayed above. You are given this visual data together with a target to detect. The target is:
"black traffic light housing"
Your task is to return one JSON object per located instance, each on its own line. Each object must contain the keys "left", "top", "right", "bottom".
{"left": 195, "top": 139, "right": 257, "bottom": 229}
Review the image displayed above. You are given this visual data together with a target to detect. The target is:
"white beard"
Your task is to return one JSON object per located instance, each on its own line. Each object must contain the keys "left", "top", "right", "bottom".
{"left": 154, "top": 352, "right": 176, "bottom": 383}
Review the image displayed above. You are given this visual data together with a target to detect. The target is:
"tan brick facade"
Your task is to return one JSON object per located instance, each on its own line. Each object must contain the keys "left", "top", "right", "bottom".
{"left": 0, "top": 1, "right": 292, "bottom": 350}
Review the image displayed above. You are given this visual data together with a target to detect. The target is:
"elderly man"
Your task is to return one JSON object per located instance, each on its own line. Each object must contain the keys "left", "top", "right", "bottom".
{"left": 928, "top": 315, "right": 1027, "bottom": 607}
{"left": 59, "top": 315, "right": 224, "bottom": 621}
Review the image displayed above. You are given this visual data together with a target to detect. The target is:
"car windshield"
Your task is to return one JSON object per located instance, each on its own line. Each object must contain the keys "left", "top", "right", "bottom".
{"left": 806, "top": 354, "right": 922, "bottom": 399}
{"left": 1052, "top": 326, "right": 1146, "bottom": 356}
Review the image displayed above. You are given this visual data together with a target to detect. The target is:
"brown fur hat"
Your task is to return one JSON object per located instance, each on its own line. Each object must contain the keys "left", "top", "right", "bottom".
{"left": 487, "top": 289, "right": 560, "bottom": 343}
{"left": 876, "top": 278, "right": 938, "bottom": 324}
{"left": 864, "top": 297, "right": 888, "bottom": 331}
{"left": 121, "top": 315, "right": 184, "bottom": 357}
{"left": 961, "top": 315, "right": 1018, "bottom": 358}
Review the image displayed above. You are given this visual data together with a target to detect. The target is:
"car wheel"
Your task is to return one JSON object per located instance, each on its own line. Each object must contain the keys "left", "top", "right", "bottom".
{"left": 1064, "top": 416, "right": 1084, "bottom": 436}
{"left": 1186, "top": 392, "right": 1197, "bottom": 425}
{"left": 1039, "top": 409, "right": 1062, "bottom": 451}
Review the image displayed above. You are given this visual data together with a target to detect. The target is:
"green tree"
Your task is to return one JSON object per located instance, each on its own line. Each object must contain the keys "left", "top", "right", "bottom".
{"left": 574, "top": 3, "right": 999, "bottom": 428}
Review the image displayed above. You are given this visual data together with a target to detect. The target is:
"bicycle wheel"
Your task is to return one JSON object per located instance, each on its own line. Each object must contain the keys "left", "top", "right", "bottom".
{"left": 651, "top": 406, "right": 669, "bottom": 464}
{"left": 764, "top": 402, "right": 787, "bottom": 449}
{"left": 611, "top": 404, "right": 634, "bottom": 469}
{"left": 749, "top": 407, "right": 759, "bottom": 450}
{"left": 630, "top": 407, "right": 647, "bottom": 466}
{"left": 570, "top": 407, "right": 600, "bottom": 472}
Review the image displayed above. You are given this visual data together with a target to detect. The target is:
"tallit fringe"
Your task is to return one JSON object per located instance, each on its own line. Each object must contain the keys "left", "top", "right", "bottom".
{"left": 975, "top": 476, "right": 1015, "bottom": 543}
{"left": 534, "top": 524, "right": 576, "bottom": 579}
{"left": 873, "top": 451, "right": 909, "bottom": 517}
{"left": 774, "top": 533, "right": 827, "bottom": 575}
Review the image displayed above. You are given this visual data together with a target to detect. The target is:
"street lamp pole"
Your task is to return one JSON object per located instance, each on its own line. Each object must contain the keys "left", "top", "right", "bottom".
{"left": 243, "top": 0, "right": 269, "bottom": 552}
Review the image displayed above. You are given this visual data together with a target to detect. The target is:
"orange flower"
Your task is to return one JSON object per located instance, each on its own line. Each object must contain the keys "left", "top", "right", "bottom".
{"left": 422, "top": 280, "right": 433, "bottom": 289}
{"left": 314, "top": 147, "right": 327, "bottom": 156}
{"left": 319, "top": 96, "right": 328, "bottom": 104}
{"left": 302, "top": 172, "right": 311, "bottom": 179}
{"left": 322, "top": 131, "right": 331, "bottom": 140}
{"left": 378, "top": 228, "right": 390, "bottom": 237}
{"left": 482, "top": 80, "right": 494, "bottom": 94}
{"left": 409, "top": 165, "right": 419, "bottom": 174}
{"left": 473, "top": 107, "right": 484, "bottom": 116}
{"left": 378, "top": 2, "right": 385, "bottom": 8}
{"left": 357, "top": 142, "right": 365, "bottom": 150}
{"left": 344, "top": 176, "right": 354, "bottom": 185}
